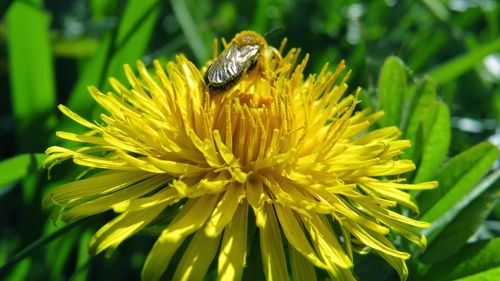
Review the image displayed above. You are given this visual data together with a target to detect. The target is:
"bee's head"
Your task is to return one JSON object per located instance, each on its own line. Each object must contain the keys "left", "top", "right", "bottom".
{"left": 232, "top": 31, "right": 267, "bottom": 48}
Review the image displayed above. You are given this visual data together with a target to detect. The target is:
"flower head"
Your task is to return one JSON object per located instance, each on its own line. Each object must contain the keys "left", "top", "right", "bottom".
{"left": 44, "top": 31, "right": 437, "bottom": 281}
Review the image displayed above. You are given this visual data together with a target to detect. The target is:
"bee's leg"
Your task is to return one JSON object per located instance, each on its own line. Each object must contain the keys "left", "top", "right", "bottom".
{"left": 212, "top": 38, "right": 219, "bottom": 60}
{"left": 269, "top": 46, "right": 283, "bottom": 65}
{"left": 259, "top": 47, "right": 282, "bottom": 82}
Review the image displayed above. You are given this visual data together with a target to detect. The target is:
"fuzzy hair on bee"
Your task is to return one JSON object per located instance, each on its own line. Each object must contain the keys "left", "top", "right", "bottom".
{"left": 204, "top": 31, "right": 269, "bottom": 93}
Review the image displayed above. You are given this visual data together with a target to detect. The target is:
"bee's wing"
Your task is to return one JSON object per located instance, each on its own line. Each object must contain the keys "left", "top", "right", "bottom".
{"left": 206, "top": 43, "right": 260, "bottom": 84}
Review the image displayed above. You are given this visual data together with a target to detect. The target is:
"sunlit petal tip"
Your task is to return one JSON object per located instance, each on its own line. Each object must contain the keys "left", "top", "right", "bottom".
{"left": 204, "top": 225, "right": 218, "bottom": 238}
{"left": 112, "top": 201, "right": 130, "bottom": 213}
{"left": 424, "top": 181, "right": 439, "bottom": 189}
{"left": 419, "top": 234, "right": 428, "bottom": 249}
{"left": 86, "top": 85, "right": 99, "bottom": 94}
{"left": 136, "top": 59, "right": 146, "bottom": 69}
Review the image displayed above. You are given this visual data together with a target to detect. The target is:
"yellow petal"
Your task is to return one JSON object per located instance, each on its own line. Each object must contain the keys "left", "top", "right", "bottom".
{"left": 352, "top": 126, "right": 400, "bottom": 144}
{"left": 378, "top": 250, "right": 409, "bottom": 281}
{"left": 55, "top": 131, "right": 106, "bottom": 145}
{"left": 113, "top": 185, "right": 180, "bottom": 212}
{"left": 58, "top": 104, "right": 97, "bottom": 129}
{"left": 217, "top": 202, "right": 248, "bottom": 281}
{"left": 62, "top": 175, "right": 169, "bottom": 221}
{"left": 205, "top": 182, "right": 244, "bottom": 237}
{"left": 141, "top": 195, "right": 218, "bottom": 281}
{"left": 44, "top": 170, "right": 150, "bottom": 208}
{"left": 156, "top": 195, "right": 218, "bottom": 243}
{"left": 73, "top": 153, "right": 131, "bottom": 170}
{"left": 289, "top": 246, "right": 317, "bottom": 281}
{"left": 172, "top": 230, "right": 221, "bottom": 281}
{"left": 361, "top": 177, "right": 438, "bottom": 190}
{"left": 116, "top": 150, "right": 165, "bottom": 173}
{"left": 212, "top": 130, "right": 248, "bottom": 183}
{"left": 88, "top": 201, "right": 168, "bottom": 255}
{"left": 359, "top": 181, "right": 419, "bottom": 212}
{"left": 148, "top": 156, "right": 210, "bottom": 177}
{"left": 169, "top": 175, "right": 229, "bottom": 198}
{"left": 260, "top": 204, "right": 288, "bottom": 281}
{"left": 302, "top": 213, "right": 353, "bottom": 269}
{"left": 246, "top": 176, "right": 267, "bottom": 228}
{"left": 141, "top": 231, "right": 185, "bottom": 281}
{"left": 345, "top": 220, "right": 410, "bottom": 259}
{"left": 363, "top": 160, "right": 415, "bottom": 176}
{"left": 274, "top": 204, "right": 327, "bottom": 269}
{"left": 185, "top": 126, "right": 222, "bottom": 168}
{"left": 266, "top": 175, "right": 334, "bottom": 214}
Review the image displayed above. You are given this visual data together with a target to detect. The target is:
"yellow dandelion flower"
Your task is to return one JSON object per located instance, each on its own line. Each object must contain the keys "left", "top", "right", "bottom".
{"left": 44, "top": 31, "right": 437, "bottom": 281}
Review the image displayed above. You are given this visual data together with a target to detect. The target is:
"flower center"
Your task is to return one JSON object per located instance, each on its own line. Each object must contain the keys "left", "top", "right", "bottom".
{"left": 210, "top": 79, "right": 292, "bottom": 173}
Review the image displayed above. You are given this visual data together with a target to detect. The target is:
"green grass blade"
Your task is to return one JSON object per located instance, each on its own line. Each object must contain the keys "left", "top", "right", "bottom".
{"left": 69, "top": 230, "right": 93, "bottom": 281}
{"left": 6, "top": 0, "right": 56, "bottom": 151}
{"left": 429, "top": 38, "right": 500, "bottom": 85}
{"left": 421, "top": 0, "right": 449, "bottom": 21}
{"left": 89, "top": 0, "right": 116, "bottom": 19}
{"left": 0, "top": 220, "right": 86, "bottom": 278}
{"left": 44, "top": 222, "right": 80, "bottom": 280}
{"left": 170, "top": 0, "right": 208, "bottom": 64}
{"left": 0, "top": 154, "right": 45, "bottom": 194}
{"left": 3, "top": 260, "right": 30, "bottom": 281}
{"left": 64, "top": 0, "right": 160, "bottom": 124}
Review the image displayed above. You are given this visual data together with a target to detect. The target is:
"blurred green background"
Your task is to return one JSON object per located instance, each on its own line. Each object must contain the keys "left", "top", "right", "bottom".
{"left": 0, "top": 0, "right": 499, "bottom": 280}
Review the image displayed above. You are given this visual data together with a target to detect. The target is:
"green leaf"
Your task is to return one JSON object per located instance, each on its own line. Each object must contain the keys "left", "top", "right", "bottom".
{"left": 171, "top": 0, "right": 209, "bottom": 64}
{"left": 402, "top": 78, "right": 437, "bottom": 161}
{"left": 421, "top": 168, "right": 500, "bottom": 245}
{"left": 3, "top": 259, "right": 30, "bottom": 281}
{"left": 0, "top": 154, "right": 45, "bottom": 193}
{"left": 0, "top": 0, "right": 13, "bottom": 19}
{"left": 418, "top": 142, "right": 499, "bottom": 222}
{"left": 429, "top": 38, "right": 500, "bottom": 85}
{"left": 420, "top": 169, "right": 500, "bottom": 263}
{"left": 413, "top": 101, "right": 450, "bottom": 183}
{"left": 90, "top": 0, "right": 117, "bottom": 19}
{"left": 421, "top": 0, "right": 450, "bottom": 21}
{"left": 421, "top": 238, "right": 500, "bottom": 281}
{"left": 70, "top": 230, "right": 93, "bottom": 281}
{"left": 455, "top": 267, "right": 500, "bottom": 281}
{"left": 378, "top": 56, "right": 407, "bottom": 127}
{"left": 6, "top": 0, "right": 56, "bottom": 151}
{"left": 64, "top": 0, "right": 160, "bottom": 125}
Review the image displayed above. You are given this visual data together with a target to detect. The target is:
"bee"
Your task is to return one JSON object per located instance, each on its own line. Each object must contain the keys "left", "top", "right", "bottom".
{"left": 204, "top": 31, "right": 268, "bottom": 93}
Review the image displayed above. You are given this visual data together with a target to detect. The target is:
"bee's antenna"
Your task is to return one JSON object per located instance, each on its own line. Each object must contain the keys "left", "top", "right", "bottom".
{"left": 264, "top": 27, "right": 284, "bottom": 38}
